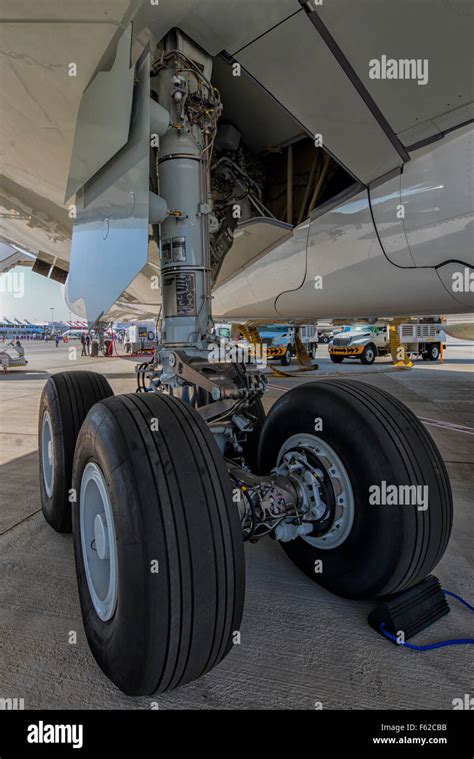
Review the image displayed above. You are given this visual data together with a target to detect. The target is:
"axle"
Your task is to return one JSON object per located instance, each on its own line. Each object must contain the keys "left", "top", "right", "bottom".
{"left": 227, "top": 446, "right": 333, "bottom": 543}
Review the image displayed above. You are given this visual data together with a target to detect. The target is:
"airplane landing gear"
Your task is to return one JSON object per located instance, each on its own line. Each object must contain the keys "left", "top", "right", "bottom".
{"left": 38, "top": 30, "right": 453, "bottom": 696}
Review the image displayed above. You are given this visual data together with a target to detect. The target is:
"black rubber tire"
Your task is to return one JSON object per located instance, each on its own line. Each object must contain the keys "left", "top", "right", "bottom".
{"left": 258, "top": 380, "right": 452, "bottom": 599}
{"left": 72, "top": 392, "right": 245, "bottom": 696}
{"left": 427, "top": 343, "right": 440, "bottom": 361}
{"left": 330, "top": 354, "right": 344, "bottom": 363}
{"left": 360, "top": 343, "right": 377, "bottom": 365}
{"left": 38, "top": 371, "right": 113, "bottom": 533}
{"left": 280, "top": 348, "right": 292, "bottom": 366}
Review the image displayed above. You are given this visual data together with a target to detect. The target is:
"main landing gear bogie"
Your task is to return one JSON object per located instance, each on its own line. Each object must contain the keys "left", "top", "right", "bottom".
{"left": 38, "top": 367, "right": 453, "bottom": 695}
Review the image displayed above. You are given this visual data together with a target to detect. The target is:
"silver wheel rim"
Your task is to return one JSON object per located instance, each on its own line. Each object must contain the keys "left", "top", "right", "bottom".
{"left": 41, "top": 410, "right": 54, "bottom": 497}
{"left": 365, "top": 348, "right": 374, "bottom": 362}
{"left": 80, "top": 462, "right": 118, "bottom": 621}
{"left": 277, "top": 433, "right": 355, "bottom": 549}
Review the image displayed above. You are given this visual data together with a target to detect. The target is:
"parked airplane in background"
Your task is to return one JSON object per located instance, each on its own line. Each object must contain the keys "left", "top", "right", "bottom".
{"left": 1, "top": 0, "right": 472, "bottom": 698}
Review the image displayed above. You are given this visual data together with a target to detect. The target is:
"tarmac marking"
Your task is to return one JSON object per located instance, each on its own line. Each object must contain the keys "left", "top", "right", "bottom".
{"left": 419, "top": 418, "right": 474, "bottom": 436}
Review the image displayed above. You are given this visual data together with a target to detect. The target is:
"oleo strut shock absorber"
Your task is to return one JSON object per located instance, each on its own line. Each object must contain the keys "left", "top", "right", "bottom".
{"left": 152, "top": 35, "right": 222, "bottom": 349}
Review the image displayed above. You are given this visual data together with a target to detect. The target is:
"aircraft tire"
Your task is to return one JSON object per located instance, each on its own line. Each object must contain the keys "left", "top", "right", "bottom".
{"left": 72, "top": 392, "right": 245, "bottom": 695}
{"left": 39, "top": 371, "right": 113, "bottom": 533}
{"left": 257, "top": 380, "right": 452, "bottom": 599}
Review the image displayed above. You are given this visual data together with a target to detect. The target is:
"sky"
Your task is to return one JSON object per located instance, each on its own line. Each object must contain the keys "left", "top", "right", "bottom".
{"left": 0, "top": 267, "right": 73, "bottom": 322}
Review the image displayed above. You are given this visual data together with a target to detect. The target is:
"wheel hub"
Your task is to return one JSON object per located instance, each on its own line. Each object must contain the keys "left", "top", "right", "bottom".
{"left": 80, "top": 462, "right": 118, "bottom": 621}
{"left": 41, "top": 410, "right": 54, "bottom": 497}
{"left": 276, "top": 434, "right": 355, "bottom": 549}
{"left": 94, "top": 513, "right": 110, "bottom": 560}
{"left": 279, "top": 449, "right": 329, "bottom": 522}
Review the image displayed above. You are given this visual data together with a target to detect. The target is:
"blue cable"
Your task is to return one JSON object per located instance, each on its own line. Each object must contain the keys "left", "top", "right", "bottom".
{"left": 379, "top": 589, "right": 474, "bottom": 651}
{"left": 442, "top": 588, "right": 474, "bottom": 612}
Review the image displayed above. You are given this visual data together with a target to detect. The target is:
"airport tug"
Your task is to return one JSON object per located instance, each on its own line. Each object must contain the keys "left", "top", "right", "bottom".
{"left": 39, "top": 33, "right": 452, "bottom": 696}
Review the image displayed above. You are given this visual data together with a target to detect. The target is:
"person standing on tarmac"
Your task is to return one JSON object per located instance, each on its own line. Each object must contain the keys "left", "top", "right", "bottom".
{"left": 80, "top": 333, "right": 87, "bottom": 356}
{"left": 86, "top": 333, "right": 91, "bottom": 355}
{"left": 55, "top": 335, "right": 60, "bottom": 348}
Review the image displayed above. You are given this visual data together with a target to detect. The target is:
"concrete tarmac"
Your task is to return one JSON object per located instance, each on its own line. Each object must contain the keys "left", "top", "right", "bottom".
{"left": 0, "top": 341, "right": 472, "bottom": 709}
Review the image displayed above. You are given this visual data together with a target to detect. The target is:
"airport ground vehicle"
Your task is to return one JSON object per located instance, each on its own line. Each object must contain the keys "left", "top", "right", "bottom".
{"left": 329, "top": 323, "right": 445, "bottom": 364}
{"left": 124, "top": 324, "right": 157, "bottom": 354}
{"left": 0, "top": 340, "right": 27, "bottom": 372}
{"left": 215, "top": 323, "right": 317, "bottom": 363}
{"left": 399, "top": 322, "right": 446, "bottom": 362}
{"left": 214, "top": 322, "right": 232, "bottom": 342}
{"left": 31, "top": 16, "right": 460, "bottom": 697}
{"left": 258, "top": 324, "right": 295, "bottom": 365}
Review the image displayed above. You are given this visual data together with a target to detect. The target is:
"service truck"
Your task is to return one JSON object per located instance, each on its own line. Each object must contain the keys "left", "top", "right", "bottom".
{"left": 329, "top": 322, "right": 445, "bottom": 364}
{"left": 257, "top": 324, "right": 295, "bottom": 366}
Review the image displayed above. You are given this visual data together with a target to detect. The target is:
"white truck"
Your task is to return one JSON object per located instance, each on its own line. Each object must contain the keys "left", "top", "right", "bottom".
{"left": 329, "top": 322, "right": 445, "bottom": 364}
{"left": 124, "top": 324, "right": 157, "bottom": 354}
{"left": 0, "top": 340, "right": 27, "bottom": 372}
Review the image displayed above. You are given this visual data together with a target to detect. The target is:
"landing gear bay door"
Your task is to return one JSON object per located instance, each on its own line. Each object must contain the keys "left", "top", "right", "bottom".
{"left": 65, "top": 27, "right": 166, "bottom": 322}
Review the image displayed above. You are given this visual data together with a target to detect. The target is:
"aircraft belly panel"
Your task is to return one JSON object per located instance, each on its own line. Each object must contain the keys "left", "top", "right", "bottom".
{"left": 436, "top": 263, "right": 474, "bottom": 309}
{"left": 401, "top": 127, "right": 474, "bottom": 268}
{"left": 369, "top": 173, "right": 415, "bottom": 268}
{"left": 212, "top": 222, "right": 308, "bottom": 320}
{"left": 275, "top": 259, "right": 465, "bottom": 320}
{"left": 215, "top": 218, "right": 293, "bottom": 288}
{"left": 277, "top": 188, "right": 468, "bottom": 318}
{"left": 213, "top": 188, "right": 467, "bottom": 321}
